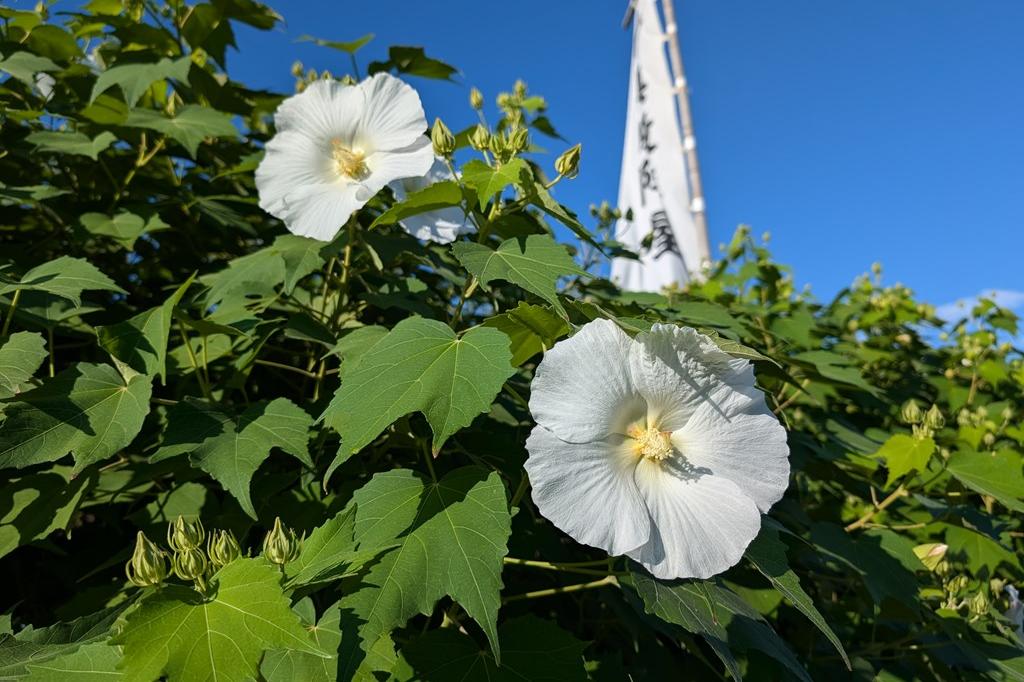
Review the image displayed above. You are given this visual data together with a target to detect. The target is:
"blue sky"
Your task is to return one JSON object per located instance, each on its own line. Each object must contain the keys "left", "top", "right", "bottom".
{"left": 227, "top": 1, "right": 1022, "bottom": 312}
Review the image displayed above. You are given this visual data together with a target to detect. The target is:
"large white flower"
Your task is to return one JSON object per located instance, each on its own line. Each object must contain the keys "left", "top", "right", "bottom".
{"left": 388, "top": 156, "right": 474, "bottom": 244}
{"left": 255, "top": 73, "right": 433, "bottom": 241}
{"left": 525, "top": 319, "right": 790, "bottom": 580}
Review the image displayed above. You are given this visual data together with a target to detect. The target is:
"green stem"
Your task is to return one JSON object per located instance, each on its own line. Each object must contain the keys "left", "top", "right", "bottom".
{"left": 177, "top": 320, "right": 212, "bottom": 399}
{"left": 450, "top": 277, "right": 478, "bottom": 327}
{"left": 1, "top": 289, "right": 21, "bottom": 337}
{"left": 503, "top": 557, "right": 624, "bottom": 577}
{"left": 509, "top": 475, "right": 530, "bottom": 507}
{"left": 254, "top": 359, "right": 320, "bottom": 380}
{"left": 47, "top": 327, "right": 55, "bottom": 377}
{"left": 502, "top": 575, "right": 618, "bottom": 603}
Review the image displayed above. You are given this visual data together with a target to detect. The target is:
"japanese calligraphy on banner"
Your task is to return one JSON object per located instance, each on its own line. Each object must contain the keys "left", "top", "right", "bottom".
{"left": 611, "top": 0, "right": 702, "bottom": 291}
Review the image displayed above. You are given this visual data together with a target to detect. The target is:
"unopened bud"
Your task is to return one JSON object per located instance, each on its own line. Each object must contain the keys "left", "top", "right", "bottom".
{"left": 496, "top": 92, "right": 513, "bottom": 109}
{"left": 321, "top": 69, "right": 333, "bottom": 81}
{"left": 431, "top": 118, "right": 456, "bottom": 157}
{"left": 948, "top": 574, "right": 970, "bottom": 594}
{"left": 340, "top": 74, "right": 357, "bottom": 86}
{"left": 305, "top": 68, "right": 318, "bottom": 81}
{"left": 924, "top": 404, "right": 945, "bottom": 431}
{"left": 968, "top": 590, "right": 989, "bottom": 617}
{"left": 509, "top": 127, "right": 529, "bottom": 153}
{"left": 262, "top": 517, "right": 302, "bottom": 566}
{"left": 469, "top": 87, "right": 484, "bottom": 110}
{"left": 469, "top": 124, "right": 490, "bottom": 152}
{"left": 513, "top": 79, "right": 527, "bottom": 99}
{"left": 290, "top": 61, "right": 304, "bottom": 77}
{"left": 913, "top": 543, "right": 948, "bottom": 571}
{"left": 983, "top": 432, "right": 996, "bottom": 448}
{"left": 555, "top": 143, "right": 581, "bottom": 179}
{"left": 172, "top": 547, "right": 208, "bottom": 583}
{"left": 126, "top": 532, "right": 167, "bottom": 588}
{"left": 489, "top": 132, "right": 507, "bottom": 159}
{"left": 168, "top": 516, "right": 205, "bottom": 552}
{"left": 207, "top": 530, "right": 242, "bottom": 569}
{"left": 900, "top": 399, "right": 924, "bottom": 425}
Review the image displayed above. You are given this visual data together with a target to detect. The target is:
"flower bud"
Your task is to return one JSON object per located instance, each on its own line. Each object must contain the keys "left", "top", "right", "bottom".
{"left": 126, "top": 532, "right": 167, "bottom": 588}
{"left": 469, "top": 124, "right": 490, "bottom": 152}
{"left": 913, "top": 542, "right": 948, "bottom": 571}
{"left": 924, "top": 404, "right": 945, "bottom": 431}
{"left": 947, "top": 574, "right": 970, "bottom": 594}
{"left": 262, "top": 517, "right": 301, "bottom": 566}
{"left": 431, "top": 118, "right": 456, "bottom": 158}
{"left": 488, "top": 131, "right": 507, "bottom": 158}
{"left": 513, "top": 79, "right": 527, "bottom": 99}
{"left": 340, "top": 74, "right": 357, "bottom": 86}
{"left": 968, "top": 590, "right": 989, "bottom": 617}
{"left": 207, "top": 530, "right": 242, "bottom": 569}
{"left": 469, "top": 87, "right": 484, "bottom": 110}
{"left": 509, "top": 127, "right": 529, "bottom": 153}
{"left": 290, "top": 61, "right": 304, "bottom": 77}
{"left": 555, "top": 143, "right": 581, "bottom": 179}
{"left": 168, "top": 516, "right": 205, "bottom": 552}
{"left": 496, "top": 92, "right": 513, "bottom": 110}
{"left": 321, "top": 69, "right": 333, "bottom": 81}
{"left": 172, "top": 547, "right": 208, "bottom": 583}
{"left": 900, "top": 399, "right": 924, "bottom": 425}
{"left": 983, "top": 432, "right": 996, "bottom": 448}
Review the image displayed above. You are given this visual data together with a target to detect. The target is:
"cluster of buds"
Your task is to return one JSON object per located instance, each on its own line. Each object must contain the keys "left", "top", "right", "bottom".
{"left": 263, "top": 517, "right": 303, "bottom": 567}
{"left": 900, "top": 399, "right": 946, "bottom": 439}
{"left": 124, "top": 516, "right": 245, "bottom": 595}
{"left": 487, "top": 126, "right": 529, "bottom": 164}
{"left": 291, "top": 61, "right": 355, "bottom": 93}
{"left": 956, "top": 404, "right": 1013, "bottom": 449}
{"left": 168, "top": 516, "right": 209, "bottom": 591}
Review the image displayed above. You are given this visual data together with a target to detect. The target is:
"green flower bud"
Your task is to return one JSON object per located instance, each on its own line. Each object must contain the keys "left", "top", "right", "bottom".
{"left": 321, "top": 69, "right": 333, "bottom": 81}
{"left": 262, "top": 517, "right": 301, "bottom": 566}
{"left": 924, "top": 404, "right": 945, "bottom": 431}
{"left": 172, "top": 547, "right": 208, "bottom": 583}
{"left": 290, "top": 60, "right": 304, "bottom": 77}
{"left": 431, "top": 118, "right": 456, "bottom": 158}
{"left": 900, "top": 399, "right": 924, "bottom": 425}
{"left": 489, "top": 131, "right": 508, "bottom": 159}
{"left": 496, "top": 92, "right": 513, "bottom": 110}
{"left": 509, "top": 127, "right": 529, "bottom": 154}
{"left": 469, "top": 87, "right": 484, "bottom": 110}
{"left": 305, "top": 68, "right": 318, "bottom": 82}
{"left": 555, "top": 143, "right": 581, "bottom": 179}
{"left": 340, "top": 74, "right": 357, "bottom": 86}
{"left": 168, "top": 516, "right": 205, "bottom": 552}
{"left": 947, "top": 574, "right": 970, "bottom": 594}
{"left": 513, "top": 79, "right": 527, "bottom": 99}
{"left": 469, "top": 124, "right": 490, "bottom": 152}
{"left": 126, "top": 531, "right": 167, "bottom": 588}
{"left": 968, "top": 590, "right": 989, "bottom": 617}
{"left": 207, "top": 530, "right": 242, "bottom": 569}
{"left": 983, "top": 432, "right": 996, "bottom": 447}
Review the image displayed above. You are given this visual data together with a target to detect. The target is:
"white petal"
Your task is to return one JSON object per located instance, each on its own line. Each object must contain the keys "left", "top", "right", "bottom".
{"left": 628, "top": 459, "right": 761, "bottom": 580}
{"left": 271, "top": 182, "right": 364, "bottom": 241}
{"left": 255, "top": 130, "right": 334, "bottom": 217}
{"left": 672, "top": 385, "right": 789, "bottom": 512}
{"left": 525, "top": 426, "right": 649, "bottom": 556}
{"left": 388, "top": 156, "right": 474, "bottom": 244}
{"left": 274, "top": 79, "right": 363, "bottom": 144}
{"left": 365, "top": 136, "right": 434, "bottom": 186}
{"left": 530, "top": 319, "right": 644, "bottom": 443}
{"left": 357, "top": 73, "right": 428, "bottom": 151}
{"left": 630, "top": 324, "right": 755, "bottom": 432}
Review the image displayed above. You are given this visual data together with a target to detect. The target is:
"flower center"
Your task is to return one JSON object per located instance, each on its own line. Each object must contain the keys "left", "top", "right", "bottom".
{"left": 331, "top": 139, "right": 369, "bottom": 180}
{"left": 628, "top": 425, "right": 674, "bottom": 462}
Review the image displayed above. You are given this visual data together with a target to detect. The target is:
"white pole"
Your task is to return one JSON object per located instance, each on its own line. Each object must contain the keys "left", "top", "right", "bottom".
{"left": 659, "top": 0, "right": 712, "bottom": 266}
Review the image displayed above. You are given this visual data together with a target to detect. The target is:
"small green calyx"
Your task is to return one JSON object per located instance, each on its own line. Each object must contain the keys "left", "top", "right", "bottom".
{"left": 208, "top": 529, "right": 242, "bottom": 569}
{"left": 431, "top": 117, "right": 456, "bottom": 158}
{"left": 924, "top": 404, "right": 945, "bottom": 430}
{"left": 168, "top": 515, "right": 205, "bottom": 552}
{"left": 469, "top": 123, "right": 490, "bottom": 152}
{"left": 126, "top": 531, "right": 167, "bottom": 588}
{"left": 262, "top": 516, "right": 302, "bottom": 566}
{"left": 555, "top": 143, "right": 581, "bottom": 179}
{"left": 899, "top": 398, "right": 923, "bottom": 425}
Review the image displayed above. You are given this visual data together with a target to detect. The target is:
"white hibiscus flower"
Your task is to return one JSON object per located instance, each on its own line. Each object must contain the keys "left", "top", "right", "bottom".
{"left": 255, "top": 73, "right": 434, "bottom": 241}
{"left": 388, "top": 156, "right": 474, "bottom": 244}
{"left": 525, "top": 319, "right": 790, "bottom": 580}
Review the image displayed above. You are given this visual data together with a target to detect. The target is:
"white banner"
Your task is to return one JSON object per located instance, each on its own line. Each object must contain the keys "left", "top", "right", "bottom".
{"left": 611, "top": 0, "right": 702, "bottom": 291}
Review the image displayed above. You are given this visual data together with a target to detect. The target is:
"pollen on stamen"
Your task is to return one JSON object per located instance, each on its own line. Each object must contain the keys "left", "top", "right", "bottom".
{"left": 631, "top": 426, "right": 674, "bottom": 462}
{"left": 330, "top": 138, "right": 369, "bottom": 180}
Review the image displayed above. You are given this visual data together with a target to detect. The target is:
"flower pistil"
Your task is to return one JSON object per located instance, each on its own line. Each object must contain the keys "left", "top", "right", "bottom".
{"left": 331, "top": 138, "right": 369, "bottom": 180}
{"left": 629, "top": 424, "right": 674, "bottom": 462}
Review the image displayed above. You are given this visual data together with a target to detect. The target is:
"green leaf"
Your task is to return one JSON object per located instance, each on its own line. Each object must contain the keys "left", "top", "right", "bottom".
{"left": 24, "top": 642, "right": 123, "bottom": 680}
{"left": 0, "top": 183, "right": 69, "bottom": 204}
{"left": 153, "top": 397, "right": 312, "bottom": 518}
{"left": 0, "top": 363, "right": 152, "bottom": 473}
{"left": 482, "top": 302, "right": 570, "bottom": 366}
{"left": 461, "top": 158, "right": 529, "bottom": 208}
{"left": 946, "top": 449, "right": 1024, "bottom": 512}
{"left": 0, "top": 467, "right": 93, "bottom": 559}
{"left": 401, "top": 615, "right": 588, "bottom": 681}
{"left": 90, "top": 56, "right": 192, "bottom": 107}
{"left": 628, "top": 571, "right": 811, "bottom": 682}
{"left": 0, "top": 331, "right": 47, "bottom": 399}
{"left": 745, "top": 524, "right": 850, "bottom": 668}
{"left": 792, "top": 350, "right": 879, "bottom": 395}
{"left": 25, "top": 131, "right": 117, "bottom": 160}
{"left": 338, "top": 467, "right": 511, "bottom": 679}
{"left": 322, "top": 317, "right": 514, "bottom": 471}
{"left": 0, "top": 51, "right": 58, "bottom": 85}
{"left": 113, "top": 559, "right": 327, "bottom": 681}
{"left": 0, "top": 606, "right": 125, "bottom": 679}
{"left": 298, "top": 33, "right": 374, "bottom": 54}
{"left": 79, "top": 211, "right": 168, "bottom": 249}
{"left": 2, "top": 256, "right": 125, "bottom": 307}
{"left": 124, "top": 105, "right": 238, "bottom": 158}
{"left": 944, "top": 524, "right": 1020, "bottom": 576}
{"left": 523, "top": 182, "right": 599, "bottom": 246}
{"left": 453, "top": 235, "right": 585, "bottom": 314}
{"left": 368, "top": 46, "right": 457, "bottom": 80}
{"left": 371, "top": 180, "right": 464, "bottom": 228}
{"left": 285, "top": 506, "right": 384, "bottom": 587}
{"left": 874, "top": 433, "right": 936, "bottom": 486}
{"left": 96, "top": 277, "right": 193, "bottom": 382}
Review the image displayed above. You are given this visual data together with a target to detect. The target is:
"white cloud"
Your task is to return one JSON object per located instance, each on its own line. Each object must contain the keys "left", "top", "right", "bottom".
{"left": 935, "top": 289, "right": 1024, "bottom": 322}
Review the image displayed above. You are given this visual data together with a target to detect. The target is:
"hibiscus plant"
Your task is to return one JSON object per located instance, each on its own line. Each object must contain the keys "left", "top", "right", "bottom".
{"left": 1, "top": 2, "right": 1023, "bottom": 681}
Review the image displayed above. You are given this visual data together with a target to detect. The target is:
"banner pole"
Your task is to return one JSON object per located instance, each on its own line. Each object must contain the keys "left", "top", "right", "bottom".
{"left": 659, "top": 0, "right": 711, "bottom": 266}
